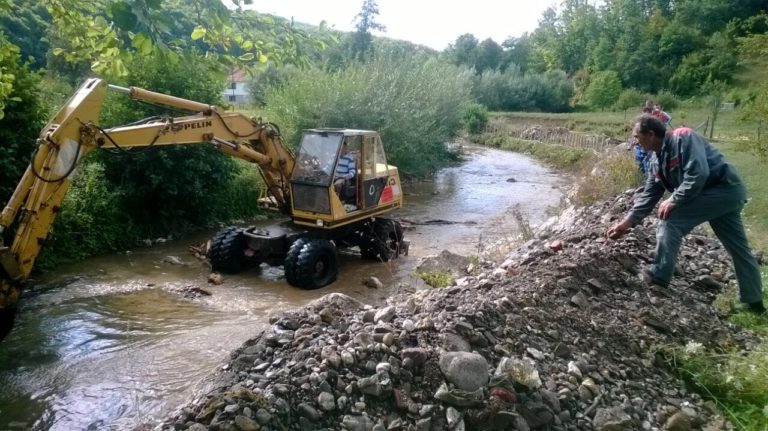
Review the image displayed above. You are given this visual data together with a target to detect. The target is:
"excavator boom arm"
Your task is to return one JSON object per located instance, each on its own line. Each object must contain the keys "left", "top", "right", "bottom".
{"left": 0, "top": 79, "right": 295, "bottom": 337}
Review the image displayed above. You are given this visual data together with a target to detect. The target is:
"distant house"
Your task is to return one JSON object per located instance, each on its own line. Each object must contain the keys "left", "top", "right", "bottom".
{"left": 223, "top": 70, "right": 251, "bottom": 106}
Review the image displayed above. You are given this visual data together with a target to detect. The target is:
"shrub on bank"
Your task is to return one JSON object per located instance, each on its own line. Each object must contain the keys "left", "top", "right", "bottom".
{"left": 262, "top": 50, "right": 474, "bottom": 178}
{"left": 667, "top": 341, "right": 768, "bottom": 430}
{"left": 573, "top": 152, "right": 643, "bottom": 205}
{"left": 462, "top": 103, "right": 489, "bottom": 135}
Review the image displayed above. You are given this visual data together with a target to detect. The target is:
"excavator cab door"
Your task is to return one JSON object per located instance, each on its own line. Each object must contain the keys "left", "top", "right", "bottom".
{"left": 290, "top": 131, "right": 343, "bottom": 215}
{"left": 358, "top": 134, "right": 390, "bottom": 209}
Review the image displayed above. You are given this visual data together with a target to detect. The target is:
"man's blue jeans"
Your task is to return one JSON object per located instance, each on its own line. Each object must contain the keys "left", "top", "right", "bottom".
{"left": 651, "top": 183, "right": 763, "bottom": 303}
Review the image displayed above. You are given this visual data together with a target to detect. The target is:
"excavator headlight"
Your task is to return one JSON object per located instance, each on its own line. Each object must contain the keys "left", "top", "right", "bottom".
{"left": 316, "top": 219, "right": 324, "bottom": 227}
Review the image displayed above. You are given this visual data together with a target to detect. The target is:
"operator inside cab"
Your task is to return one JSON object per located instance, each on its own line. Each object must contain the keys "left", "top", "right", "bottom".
{"left": 334, "top": 138, "right": 358, "bottom": 207}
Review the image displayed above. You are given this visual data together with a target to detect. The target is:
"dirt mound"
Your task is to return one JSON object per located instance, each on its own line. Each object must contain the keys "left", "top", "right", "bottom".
{"left": 161, "top": 191, "right": 757, "bottom": 431}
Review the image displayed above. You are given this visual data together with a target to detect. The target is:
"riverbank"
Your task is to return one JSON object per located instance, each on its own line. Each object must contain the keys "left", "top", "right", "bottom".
{"left": 159, "top": 189, "right": 761, "bottom": 430}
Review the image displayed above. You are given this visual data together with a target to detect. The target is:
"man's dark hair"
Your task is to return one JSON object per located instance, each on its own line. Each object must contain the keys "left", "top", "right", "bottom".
{"left": 635, "top": 113, "right": 666, "bottom": 138}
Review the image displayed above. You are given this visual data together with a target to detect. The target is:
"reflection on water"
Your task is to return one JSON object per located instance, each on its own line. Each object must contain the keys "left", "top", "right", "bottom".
{"left": 0, "top": 146, "right": 564, "bottom": 429}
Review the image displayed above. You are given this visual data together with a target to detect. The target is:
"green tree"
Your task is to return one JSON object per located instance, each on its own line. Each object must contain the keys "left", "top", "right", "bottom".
{"left": 95, "top": 51, "right": 241, "bottom": 232}
{"left": 614, "top": 88, "right": 645, "bottom": 118}
{"left": 529, "top": 6, "right": 560, "bottom": 72}
{"left": 501, "top": 34, "right": 533, "bottom": 72}
{"left": 350, "top": 0, "right": 386, "bottom": 61}
{"left": 703, "top": 79, "right": 726, "bottom": 139}
{"left": 558, "top": 0, "right": 600, "bottom": 74}
{"left": 739, "top": 82, "right": 768, "bottom": 160}
{"left": 447, "top": 33, "right": 478, "bottom": 69}
{"left": 669, "top": 52, "right": 709, "bottom": 96}
{"left": 585, "top": 70, "right": 622, "bottom": 111}
{"left": 42, "top": 0, "right": 331, "bottom": 79}
{"left": 0, "top": 45, "right": 46, "bottom": 203}
{"left": 475, "top": 38, "right": 503, "bottom": 74}
{"left": 0, "top": 0, "right": 50, "bottom": 69}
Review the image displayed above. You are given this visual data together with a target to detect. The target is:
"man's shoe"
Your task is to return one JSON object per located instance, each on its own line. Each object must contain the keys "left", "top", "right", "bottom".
{"left": 735, "top": 300, "right": 767, "bottom": 315}
{"left": 639, "top": 268, "right": 669, "bottom": 288}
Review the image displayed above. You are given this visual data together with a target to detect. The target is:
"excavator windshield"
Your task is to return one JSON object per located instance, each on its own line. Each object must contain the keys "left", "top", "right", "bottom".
{"left": 291, "top": 131, "right": 343, "bottom": 186}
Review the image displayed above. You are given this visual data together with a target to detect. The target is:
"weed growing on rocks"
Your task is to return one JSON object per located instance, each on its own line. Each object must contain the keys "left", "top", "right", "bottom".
{"left": 414, "top": 270, "right": 456, "bottom": 288}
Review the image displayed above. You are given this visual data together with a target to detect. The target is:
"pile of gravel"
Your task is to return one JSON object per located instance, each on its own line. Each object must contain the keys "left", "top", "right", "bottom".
{"left": 160, "top": 190, "right": 760, "bottom": 431}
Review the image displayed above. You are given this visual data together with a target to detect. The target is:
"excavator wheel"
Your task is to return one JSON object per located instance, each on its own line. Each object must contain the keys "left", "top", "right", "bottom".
{"left": 360, "top": 219, "right": 404, "bottom": 262}
{"left": 209, "top": 226, "right": 248, "bottom": 273}
{"left": 283, "top": 237, "right": 310, "bottom": 286}
{"left": 290, "top": 239, "right": 338, "bottom": 290}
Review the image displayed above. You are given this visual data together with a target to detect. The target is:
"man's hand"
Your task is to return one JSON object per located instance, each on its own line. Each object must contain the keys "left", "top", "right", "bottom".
{"left": 607, "top": 219, "right": 632, "bottom": 240}
{"left": 658, "top": 199, "right": 675, "bottom": 220}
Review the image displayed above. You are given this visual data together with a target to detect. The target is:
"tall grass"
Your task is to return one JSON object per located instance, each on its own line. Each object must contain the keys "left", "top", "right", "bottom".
{"left": 666, "top": 342, "right": 768, "bottom": 430}
{"left": 261, "top": 50, "right": 475, "bottom": 178}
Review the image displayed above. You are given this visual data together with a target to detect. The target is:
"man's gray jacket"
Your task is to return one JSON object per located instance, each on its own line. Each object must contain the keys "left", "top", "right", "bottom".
{"left": 628, "top": 127, "right": 744, "bottom": 225}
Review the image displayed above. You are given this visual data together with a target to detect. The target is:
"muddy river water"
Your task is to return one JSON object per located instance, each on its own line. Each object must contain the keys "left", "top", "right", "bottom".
{"left": 0, "top": 145, "right": 565, "bottom": 430}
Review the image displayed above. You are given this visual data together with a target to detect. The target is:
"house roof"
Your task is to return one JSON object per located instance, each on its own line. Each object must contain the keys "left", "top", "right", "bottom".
{"left": 228, "top": 69, "right": 248, "bottom": 83}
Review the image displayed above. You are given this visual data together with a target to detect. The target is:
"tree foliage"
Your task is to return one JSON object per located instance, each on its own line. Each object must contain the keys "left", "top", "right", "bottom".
{"left": 473, "top": 66, "right": 573, "bottom": 112}
{"left": 585, "top": 70, "right": 622, "bottom": 111}
{"left": 40, "top": 0, "right": 333, "bottom": 79}
{"left": 95, "top": 51, "right": 244, "bottom": 231}
{"left": 350, "top": 0, "right": 386, "bottom": 61}
{"left": 0, "top": 47, "right": 46, "bottom": 203}
{"left": 262, "top": 50, "right": 473, "bottom": 177}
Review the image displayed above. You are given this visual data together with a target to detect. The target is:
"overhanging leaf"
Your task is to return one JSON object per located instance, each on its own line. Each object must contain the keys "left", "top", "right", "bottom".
{"left": 191, "top": 26, "right": 206, "bottom": 40}
{"left": 110, "top": 1, "right": 138, "bottom": 31}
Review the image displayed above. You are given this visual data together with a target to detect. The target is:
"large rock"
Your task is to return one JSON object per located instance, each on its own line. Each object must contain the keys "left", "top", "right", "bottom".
{"left": 416, "top": 250, "right": 471, "bottom": 275}
{"left": 439, "top": 351, "right": 489, "bottom": 391}
{"left": 593, "top": 406, "right": 633, "bottom": 431}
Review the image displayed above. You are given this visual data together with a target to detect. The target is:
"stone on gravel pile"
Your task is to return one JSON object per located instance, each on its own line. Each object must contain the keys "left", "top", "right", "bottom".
{"left": 161, "top": 190, "right": 760, "bottom": 431}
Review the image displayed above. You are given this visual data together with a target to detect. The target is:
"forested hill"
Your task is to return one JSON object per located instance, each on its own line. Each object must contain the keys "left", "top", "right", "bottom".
{"left": 443, "top": 1, "right": 766, "bottom": 97}
{"left": 3, "top": 1, "right": 766, "bottom": 99}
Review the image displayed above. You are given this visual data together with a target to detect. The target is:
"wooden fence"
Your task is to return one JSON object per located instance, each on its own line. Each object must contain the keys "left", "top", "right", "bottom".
{"left": 483, "top": 122, "right": 623, "bottom": 152}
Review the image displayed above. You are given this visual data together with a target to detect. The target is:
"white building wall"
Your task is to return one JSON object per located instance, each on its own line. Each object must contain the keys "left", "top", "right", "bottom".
{"left": 223, "top": 81, "right": 251, "bottom": 105}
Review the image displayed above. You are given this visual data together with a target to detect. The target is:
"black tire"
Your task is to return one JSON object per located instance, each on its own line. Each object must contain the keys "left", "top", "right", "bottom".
{"left": 292, "top": 239, "right": 338, "bottom": 290}
{"left": 283, "top": 237, "right": 309, "bottom": 286}
{"left": 360, "top": 218, "right": 404, "bottom": 262}
{"left": 209, "top": 226, "right": 247, "bottom": 273}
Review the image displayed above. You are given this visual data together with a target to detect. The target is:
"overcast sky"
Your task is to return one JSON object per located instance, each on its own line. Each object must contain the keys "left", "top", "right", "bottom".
{"left": 230, "top": 0, "right": 557, "bottom": 50}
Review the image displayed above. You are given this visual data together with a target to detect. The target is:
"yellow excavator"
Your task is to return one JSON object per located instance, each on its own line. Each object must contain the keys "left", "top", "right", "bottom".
{"left": 0, "top": 78, "right": 406, "bottom": 342}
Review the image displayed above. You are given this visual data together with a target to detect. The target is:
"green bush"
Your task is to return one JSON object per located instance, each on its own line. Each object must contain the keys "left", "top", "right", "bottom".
{"left": 36, "top": 161, "right": 139, "bottom": 270}
{"left": 95, "top": 51, "right": 260, "bottom": 233}
{"left": 585, "top": 70, "right": 622, "bottom": 111}
{"left": 0, "top": 47, "right": 46, "bottom": 204}
{"left": 473, "top": 66, "right": 573, "bottom": 112}
{"left": 654, "top": 90, "right": 680, "bottom": 111}
{"left": 614, "top": 88, "right": 646, "bottom": 112}
{"left": 462, "top": 103, "right": 489, "bottom": 134}
{"left": 262, "top": 49, "right": 474, "bottom": 177}
{"left": 414, "top": 270, "right": 455, "bottom": 288}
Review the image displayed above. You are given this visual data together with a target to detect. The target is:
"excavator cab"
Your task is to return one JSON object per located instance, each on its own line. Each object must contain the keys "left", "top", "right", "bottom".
{"left": 289, "top": 129, "right": 402, "bottom": 228}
